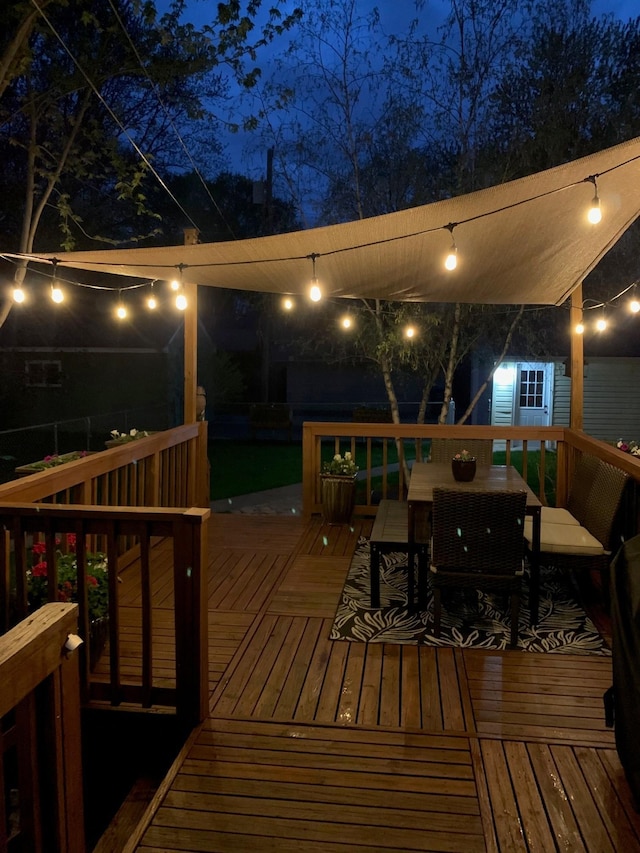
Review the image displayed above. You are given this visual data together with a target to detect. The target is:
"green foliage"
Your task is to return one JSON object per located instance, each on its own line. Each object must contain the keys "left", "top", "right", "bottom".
{"left": 28, "top": 537, "right": 109, "bottom": 621}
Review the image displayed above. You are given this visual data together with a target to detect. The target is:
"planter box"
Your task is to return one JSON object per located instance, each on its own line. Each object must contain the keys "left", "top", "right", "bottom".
{"left": 15, "top": 451, "right": 96, "bottom": 478}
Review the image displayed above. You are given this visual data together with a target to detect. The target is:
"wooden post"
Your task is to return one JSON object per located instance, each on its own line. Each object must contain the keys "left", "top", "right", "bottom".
{"left": 570, "top": 285, "right": 584, "bottom": 430}
{"left": 183, "top": 228, "right": 199, "bottom": 424}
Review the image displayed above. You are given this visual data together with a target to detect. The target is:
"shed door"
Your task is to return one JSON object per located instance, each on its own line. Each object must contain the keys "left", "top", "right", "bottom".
{"left": 514, "top": 363, "right": 553, "bottom": 428}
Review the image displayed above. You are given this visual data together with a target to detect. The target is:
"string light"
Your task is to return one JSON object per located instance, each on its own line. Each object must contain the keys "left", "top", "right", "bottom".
{"left": 308, "top": 253, "right": 322, "bottom": 302}
{"left": 282, "top": 297, "right": 294, "bottom": 311}
{"left": 173, "top": 264, "right": 187, "bottom": 310}
{"left": 444, "top": 223, "right": 458, "bottom": 271}
{"left": 404, "top": 325, "right": 417, "bottom": 339}
{"left": 575, "top": 321, "right": 585, "bottom": 334}
{"left": 340, "top": 315, "right": 353, "bottom": 330}
{"left": 629, "top": 286, "right": 640, "bottom": 314}
{"left": 586, "top": 175, "right": 602, "bottom": 224}
{"left": 13, "top": 285, "right": 26, "bottom": 303}
{"left": 115, "top": 290, "right": 127, "bottom": 319}
{"left": 50, "top": 259, "right": 64, "bottom": 303}
{"left": 147, "top": 285, "right": 157, "bottom": 310}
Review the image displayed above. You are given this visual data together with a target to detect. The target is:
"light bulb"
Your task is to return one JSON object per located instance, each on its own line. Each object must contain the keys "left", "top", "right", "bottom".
{"left": 575, "top": 322, "right": 585, "bottom": 335}
{"left": 282, "top": 297, "right": 294, "bottom": 311}
{"left": 116, "top": 304, "right": 127, "bottom": 319}
{"left": 596, "top": 317, "right": 607, "bottom": 332}
{"left": 309, "top": 282, "right": 322, "bottom": 302}
{"left": 51, "top": 284, "right": 64, "bottom": 303}
{"left": 341, "top": 316, "right": 352, "bottom": 329}
{"left": 630, "top": 299, "right": 640, "bottom": 314}
{"left": 445, "top": 248, "right": 458, "bottom": 271}
{"left": 170, "top": 278, "right": 180, "bottom": 291}
{"left": 405, "top": 325, "right": 416, "bottom": 339}
{"left": 176, "top": 293, "right": 187, "bottom": 310}
{"left": 588, "top": 196, "right": 602, "bottom": 224}
{"left": 147, "top": 295, "right": 157, "bottom": 310}
{"left": 13, "top": 287, "right": 25, "bottom": 303}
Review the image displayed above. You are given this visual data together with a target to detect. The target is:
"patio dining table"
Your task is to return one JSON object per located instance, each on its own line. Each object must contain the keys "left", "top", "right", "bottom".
{"left": 407, "top": 462, "right": 542, "bottom": 624}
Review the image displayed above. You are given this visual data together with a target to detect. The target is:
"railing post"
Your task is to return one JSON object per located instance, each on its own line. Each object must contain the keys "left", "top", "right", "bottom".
{"left": 172, "top": 509, "right": 210, "bottom": 731}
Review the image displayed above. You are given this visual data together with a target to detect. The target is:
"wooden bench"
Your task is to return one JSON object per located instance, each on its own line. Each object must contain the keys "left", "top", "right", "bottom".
{"left": 369, "top": 500, "right": 428, "bottom": 609}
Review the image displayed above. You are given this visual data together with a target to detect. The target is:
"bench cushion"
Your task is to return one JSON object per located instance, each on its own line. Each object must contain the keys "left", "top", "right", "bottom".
{"left": 540, "top": 506, "right": 580, "bottom": 526}
{"left": 524, "top": 517, "right": 605, "bottom": 556}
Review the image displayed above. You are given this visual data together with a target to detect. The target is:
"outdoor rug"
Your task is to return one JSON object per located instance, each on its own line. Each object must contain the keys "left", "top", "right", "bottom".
{"left": 330, "top": 537, "right": 611, "bottom": 655}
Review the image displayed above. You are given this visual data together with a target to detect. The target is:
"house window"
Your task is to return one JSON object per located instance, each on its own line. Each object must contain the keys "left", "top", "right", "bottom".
{"left": 519, "top": 369, "right": 544, "bottom": 408}
{"left": 25, "top": 360, "right": 62, "bottom": 387}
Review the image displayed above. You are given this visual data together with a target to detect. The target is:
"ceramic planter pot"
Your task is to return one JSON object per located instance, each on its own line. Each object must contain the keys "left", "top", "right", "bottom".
{"left": 451, "top": 458, "right": 477, "bottom": 482}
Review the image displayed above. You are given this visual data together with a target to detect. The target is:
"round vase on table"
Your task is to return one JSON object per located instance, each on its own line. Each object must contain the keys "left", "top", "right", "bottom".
{"left": 451, "top": 458, "right": 476, "bottom": 482}
{"left": 320, "top": 474, "right": 357, "bottom": 524}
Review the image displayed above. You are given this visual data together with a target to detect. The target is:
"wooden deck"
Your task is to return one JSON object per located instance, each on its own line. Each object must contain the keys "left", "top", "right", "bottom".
{"left": 113, "top": 514, "right": 640, "bottom": 853}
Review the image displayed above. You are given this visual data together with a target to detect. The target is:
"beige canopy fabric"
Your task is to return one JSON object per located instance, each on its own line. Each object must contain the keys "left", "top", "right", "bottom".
{"left": 11, "top": 135, "right": 640, "bottom": 306}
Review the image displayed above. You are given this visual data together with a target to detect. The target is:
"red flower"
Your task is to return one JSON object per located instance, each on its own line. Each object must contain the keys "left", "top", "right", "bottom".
{"left": 32, "top": 561, "right": 48, "bottom": 576}
{"left": 87, "top": 575, "right": 98, "bottom": 586}
{"left": 33, "top": 542, "right": 47, "bottom": 555}
{"left": 66, "top": 533, "right": 77, "bottom": 552}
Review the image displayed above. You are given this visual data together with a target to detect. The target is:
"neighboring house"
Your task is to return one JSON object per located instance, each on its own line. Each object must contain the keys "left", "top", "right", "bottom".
{"left": 0, "top": 288, "right": 179, "bottom": 432}
{"left": 489, "top": 357, "right": 640, "bottom": 442}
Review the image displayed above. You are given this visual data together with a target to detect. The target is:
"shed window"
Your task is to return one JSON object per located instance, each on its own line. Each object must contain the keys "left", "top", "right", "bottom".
{"left": 25, "top": 360, "right": 62, "bottom": 387}
{"left": 519, "top": 369, "right": 544, "bottom": 408}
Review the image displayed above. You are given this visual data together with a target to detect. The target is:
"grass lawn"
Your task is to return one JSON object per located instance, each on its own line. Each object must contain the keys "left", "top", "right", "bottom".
{"left": 208, "top": 439, "right": 556, "bottom": 503}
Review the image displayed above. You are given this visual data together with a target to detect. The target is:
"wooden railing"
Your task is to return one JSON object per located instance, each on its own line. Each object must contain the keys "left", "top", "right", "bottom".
{"left": 0, "top": 424, "right": 211, "bottom": 728}
{"left": 0, "top": 422, "right": 209, "bottom": 510}
{"left": 0, "top": 503, "right": 210, "bottom": 731}
{"left": 302, "top": 423, "right": 640, "bottom": 531}
{"left": 0, "top": 604, "right": 85, "bottom": 853}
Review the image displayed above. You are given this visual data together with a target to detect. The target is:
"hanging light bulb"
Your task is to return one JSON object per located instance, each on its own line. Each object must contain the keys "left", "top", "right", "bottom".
{"left": 341, "top": 315, "right": 353, "bottom": 330}
{"left": 586, "top": 175, "right": 602, "bottom": 224}
{"left": 404, "top": 325, "right": 416, "bottom": 339}
{"left": 115, "top": 290, "right": 127, "bottom": 319}
{"left": 170, "top": 278, "right": 180, "bottom": 291}
{"left": 444, "top": 223, "right": 458, "bottom": 271}
{"left": 575, "top": 321, "right": 585, "bottom": 335}
{"left": 50, "top": 260, "right": 63, "bottom": 303}
{"left": 282, "top": 297, "right": 294, "bottom": 311}
{"left": 147, "top": 282, "right": 157, "bottom": 310}
{"left": 596, "top": 308, "right": 607, "bottom": 332}
{"left": 176, "top": 292, "right": 187, "bottom": 310}
{"left": 307, "top": 253, "right": 322, "bottom": 302}
{"left": 13, "top": 285, "right": 25, "bottom": 303}
{"left": 629, "top": 287, "right": 640, "bottom": 314}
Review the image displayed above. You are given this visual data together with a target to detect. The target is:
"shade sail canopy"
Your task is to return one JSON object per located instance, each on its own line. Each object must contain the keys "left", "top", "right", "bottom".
{"left": 12, "top": 136, "right": 640, "bottom": 306}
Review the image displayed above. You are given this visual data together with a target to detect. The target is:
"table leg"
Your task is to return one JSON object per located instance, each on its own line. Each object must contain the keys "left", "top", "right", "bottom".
{"left": 370, "top": 545, "right": 380, "bottom": 608}
{"left": 529, "top": 508, "right": 541, "bottom": 625}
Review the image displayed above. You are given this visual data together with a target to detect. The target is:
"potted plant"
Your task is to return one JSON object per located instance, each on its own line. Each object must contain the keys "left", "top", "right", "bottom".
{"left": 15, "top": 450, "right": 92, "bottom": 477}
{"left": 320, "top": 451, "right": 359, "bottom": 524}
{"left": 28, "top": 534, "right": 110, "bottom": 669}
{"left": 451, "top": 449, "right": 477, "bottom": 482}
{"left": 105, "top": 428, "right": 152, "bottom": 448}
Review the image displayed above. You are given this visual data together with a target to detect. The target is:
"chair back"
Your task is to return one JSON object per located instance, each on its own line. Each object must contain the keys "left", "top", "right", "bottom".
{"left": 566, "top": 454, "right": 600, "bottom": 524}
{"left": 582, "top": 461, "right": 629, "bottom": 551}
{"left": 429, "top": 438, "right": 494, "bottom": 465}
{"left": 431, "top": 487, "right": 527, "bottom": 575}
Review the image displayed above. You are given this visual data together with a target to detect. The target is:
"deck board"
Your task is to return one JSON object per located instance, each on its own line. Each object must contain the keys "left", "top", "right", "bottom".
{"left": 108, "top": 514, "right": 640, "bottom": 853}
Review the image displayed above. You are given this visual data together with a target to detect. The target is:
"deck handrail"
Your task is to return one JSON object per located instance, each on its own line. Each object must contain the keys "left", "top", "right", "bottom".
{"left": 0, "top": 502, "right": 210, "bottom": 730}
{"left": 302, "top": 423, "right": 640, "bottom": 526}
{"left": 0, "top": 422, "right": 209, "bottom": 509}
{"left": 0, "top": 604, "right": 85, "bottom": 852}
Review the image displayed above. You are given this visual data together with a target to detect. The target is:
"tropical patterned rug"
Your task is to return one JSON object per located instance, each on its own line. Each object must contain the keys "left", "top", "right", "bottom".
{"left": 330, "top": 538, "right": 611, "bottom": 655}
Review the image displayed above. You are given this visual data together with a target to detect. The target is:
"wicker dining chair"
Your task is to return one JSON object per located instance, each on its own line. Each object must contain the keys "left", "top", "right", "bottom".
{"left": 429, "top": 487, "right": 528, "bottom": 648}
{"left": 429, "top": 438, "right": 494, "bottom": 465}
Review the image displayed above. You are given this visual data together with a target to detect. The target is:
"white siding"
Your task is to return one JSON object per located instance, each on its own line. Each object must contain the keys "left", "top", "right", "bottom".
{"left": 552, "top": 363, "right": 571, "bottom": 427}
{"left": 491, "top": 362, "right": 515, "bottom": 426}
{"left": 583, "top": 358, "right": 640, "bottom": 441}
